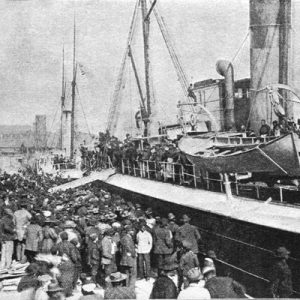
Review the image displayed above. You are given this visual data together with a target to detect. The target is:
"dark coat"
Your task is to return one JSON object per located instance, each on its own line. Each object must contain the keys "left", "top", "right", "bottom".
{"left": 88, "top": 241, "right": 100, "bottom": 266}
{"left": 52, "top": 240, "right": 77, "bottom": 264}
{"left": 270, "top": 260, "right": 293, "bottom": 297}
{"left": 153, "top": 226, "right": 173, "bottom": 255}
{"left": 179, "top": 250, "right": 199, "bottom": 276}
{"left": 176, "top": 223, "right": 202, "bottom": 254}
{"left": 205, "top": 276, "right": 246, "bottom": 298}
{"left": 120, "top": 233, "right": 136, "bottom": 267}
{"left": 0, "top": 215, "right": 15, "bottom": 241}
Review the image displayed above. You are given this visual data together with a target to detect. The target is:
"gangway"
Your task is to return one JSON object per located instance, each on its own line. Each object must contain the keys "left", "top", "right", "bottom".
{"left": 48, "top": 169, "right": 115, "bottom": 193}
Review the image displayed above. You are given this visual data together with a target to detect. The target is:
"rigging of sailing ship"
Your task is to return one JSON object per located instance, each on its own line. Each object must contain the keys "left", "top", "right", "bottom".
{"left": 106, "top": 0, "right": 300, "bottom": 184}
{"left": 106, "top": 0, "right": 214, "bottom": 139}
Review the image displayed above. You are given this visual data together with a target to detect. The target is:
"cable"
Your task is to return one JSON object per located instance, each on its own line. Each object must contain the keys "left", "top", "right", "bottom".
{"left": 46, "top": 103, "right": 60, "bottom": 147}
{"left": 76, "top": 85, "right": 92, "bottom": 137}
{"left": 106, "top": 0, "right": 140, "bottom": 135}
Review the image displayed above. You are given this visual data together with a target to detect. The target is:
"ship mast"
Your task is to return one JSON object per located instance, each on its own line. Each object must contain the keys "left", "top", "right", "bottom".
{"left": 70, "top": 17, "right": 77, "bottom": 159}
{"left": 60, "top": 46, "right": 65, "bottom": 150}
{"left": 141, "top": 0, "right": 151, "bottom": 136}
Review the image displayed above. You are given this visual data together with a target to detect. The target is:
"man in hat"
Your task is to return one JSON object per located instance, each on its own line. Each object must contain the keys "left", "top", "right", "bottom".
{"left": 87, "top": 233, "right": 101, "bottom": 285}
{"left": 145, "top": 207, "right": 155, "bottom": 229}
{"left": 270, "top": 246, "right": 293, "bottom": 298}
{"left": 70, "top": 238, "right": 82, "bottom": 289}
{"left": 153, "top": 218, "right": 173, "bottom": 273}
{"left": 0, "top": 208, "right": 15, "bottom": 269}
{"left": 167, "top": 213, "right": 179, "bottom": 241}
{"left": 101, "top": 228, "right": 114, "bottom": 286}
{"left": 135, "top": 203, "right": 144, "bottom": 219}
{"left": 120, "top": 226, "right": 136, "bottom": 286}
{"left": 176, "top": 214, "right": 203, "bottom": 255}
{"left": 136, "top": 221, "right": 153, "bottom": 280}
{"left": 104, "top": 272, "right": 135, "bottom": 299}
{"left": 14, "top": 199, "right": 32, "bottom": 262}
{"left": 177, "top": 268, "right": 210, "bottom": 300}
{"left": 203, "top": 265, "right": 246, "bottom": 298}
{"left": 178, "top": 240, "right": 200, "bottom": 291}
{"left": 63, "top": 220, "right": 81, "bottom": 244}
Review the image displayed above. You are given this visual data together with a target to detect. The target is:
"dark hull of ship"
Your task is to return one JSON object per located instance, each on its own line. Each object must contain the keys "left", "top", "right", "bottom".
{"left": 179, "top": 133, "right": 300, "bottom": 177}
{"left": 95, "top": 180, "right": 300, "bottom": 298}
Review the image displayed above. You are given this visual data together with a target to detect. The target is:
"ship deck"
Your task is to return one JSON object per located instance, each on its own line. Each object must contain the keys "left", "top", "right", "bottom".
{"left": 104, "top": 173, "right": 300, "bottom": 235}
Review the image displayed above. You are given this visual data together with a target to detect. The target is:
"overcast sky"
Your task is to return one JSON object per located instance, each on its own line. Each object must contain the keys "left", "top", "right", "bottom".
{"left": 0, "top": 0, "right": 300, "bottom": 137}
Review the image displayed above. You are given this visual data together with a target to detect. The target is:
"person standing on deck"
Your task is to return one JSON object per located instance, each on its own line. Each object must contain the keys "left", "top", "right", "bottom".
{"left": 259, "top": 119, "right": 271, "bottom": 137}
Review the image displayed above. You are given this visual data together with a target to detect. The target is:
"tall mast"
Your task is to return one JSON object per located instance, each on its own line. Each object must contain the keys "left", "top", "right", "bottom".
{"left": 279, "top": 0, "right": 292, "bottom": 118}
{"left": 70, "top": 16, "right": 77, "bottom": 159}
{"left": 60, "top": 45, "right": 65, "bottom": 150}
{"left": 141, "top": 0, "right": 151, "bottom": 136}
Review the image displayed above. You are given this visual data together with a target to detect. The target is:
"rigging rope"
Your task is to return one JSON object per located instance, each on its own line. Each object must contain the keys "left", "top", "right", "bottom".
{"left": 46, "top": 103, "right": 60, "bottom": 147}
{"left": 76, "top": 85, "right": 92, "bottom": 137}
{"left": 106, "top": 0, "right": 140, "bottom": 136}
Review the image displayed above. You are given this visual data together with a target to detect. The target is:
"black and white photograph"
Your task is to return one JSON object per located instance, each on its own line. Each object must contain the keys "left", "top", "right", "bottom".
{"left": 0, "top": 0, "right": 299, "bottom": 299}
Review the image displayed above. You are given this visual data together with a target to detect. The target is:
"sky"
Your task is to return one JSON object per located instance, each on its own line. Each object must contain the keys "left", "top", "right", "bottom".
{"left": 0, "top": 0, "right": 300, "bottom": 138}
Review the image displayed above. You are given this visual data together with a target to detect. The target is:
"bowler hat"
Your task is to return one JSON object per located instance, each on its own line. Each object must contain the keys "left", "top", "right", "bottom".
{"left": 207, "top": 250, "right": 217, "bottom": 259}
{"left": 105, "top": 272, "right": 127, "bottom": 283}
{"left": 275, "top": 246, "right": 290, "bottom": 258}
{"left": 182, "top": 214, "right": 191, "bottom": 222}
{"left": 145, "top": 208, "right": 153, "bottom": 215}
{"left": 168, "top": 213, "right": 176, "bottom": 220}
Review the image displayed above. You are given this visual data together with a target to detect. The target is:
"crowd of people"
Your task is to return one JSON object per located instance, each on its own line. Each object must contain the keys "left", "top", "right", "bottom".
{"left": 0, "top": 169, "right": 294, "bottom": 299}
{"left": 80, "top": 116, "right": 300, "bottom": 176}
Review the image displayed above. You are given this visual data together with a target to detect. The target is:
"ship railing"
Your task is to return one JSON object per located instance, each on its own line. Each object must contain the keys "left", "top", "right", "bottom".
{"left": 121, "top": 159, "right": 299, "bottom": 205}
{"left": 81, "top": 155, "right": 113, "bottom": 171}
{"left": 121, "top": 159, "right": 198, "bottom": 187}
{"left": 234, "top": 181, "right": 298, "bottom": 204}
{"left": 53, "top": 162, "right": 76, "bottom": 170}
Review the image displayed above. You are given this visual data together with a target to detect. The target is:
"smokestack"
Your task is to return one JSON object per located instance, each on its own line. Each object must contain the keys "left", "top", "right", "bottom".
{"left": 216, "top": 60, "right": 235, "bottom": 131}
{"left": 249, "top": 0, "right": 291, "bottom": 133}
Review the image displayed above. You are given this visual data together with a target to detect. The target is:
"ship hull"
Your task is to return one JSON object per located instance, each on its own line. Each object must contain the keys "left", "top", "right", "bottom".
{"left": 93, "top": 174, "right": 300, "bottom": 298}
{"left": 179, "top": 133, "right": 300, "bottom": 177}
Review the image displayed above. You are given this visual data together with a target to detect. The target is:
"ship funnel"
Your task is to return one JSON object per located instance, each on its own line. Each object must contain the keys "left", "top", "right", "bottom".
{"left": 216, "top": 60, "right": 235, "bottom": 131}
